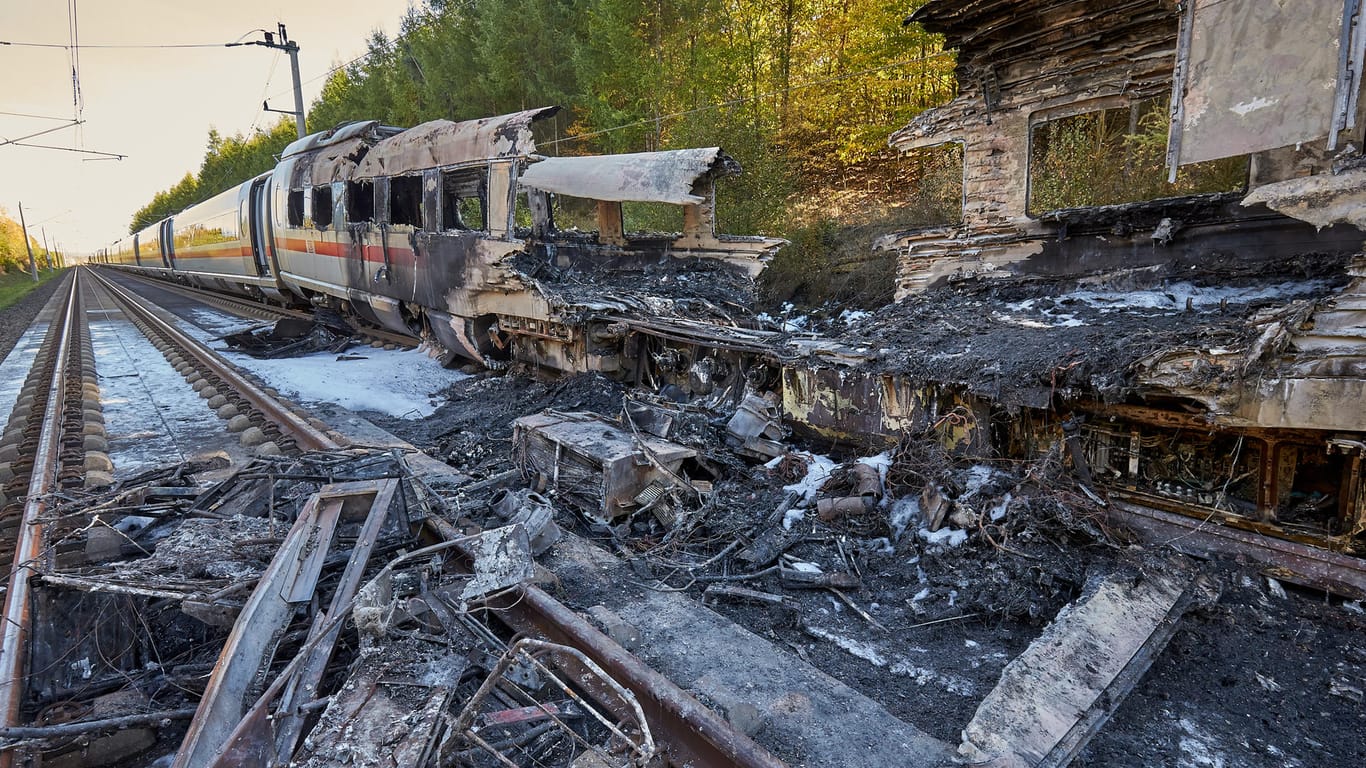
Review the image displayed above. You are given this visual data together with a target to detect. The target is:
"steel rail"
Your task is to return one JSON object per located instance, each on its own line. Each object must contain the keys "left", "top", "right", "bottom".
{"left": 510, "top": 586, "right": 790, "bottom": 768}
{"left": 88, "top": 269, "right": 339, "bottom": 453}
{"left": 0, "top": 271, "right": 81, "bottom": 767}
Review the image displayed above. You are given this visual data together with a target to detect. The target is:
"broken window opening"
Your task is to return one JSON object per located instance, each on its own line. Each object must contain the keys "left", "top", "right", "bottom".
{"left": 1274, "top": 442, "right": 1349, "bottom": 535}
{"left": 622, "top": 202, "right": 684, "bottom": 236}
{"left": 896, "top": 141, "right": 965, "bottom": 228}
{"left": 287, "top": 189, "right": 304, "bottom": 228}
{"left": 550, "top": 194, "right": 600, "bottom": 233}
{"left": 517, "top": 189, "right": 556, "bottom": 239}
{"left": 387, "top": 175, "right": 424, "bottom": 228}
{"left": 440, "top": 167, "right": 488, "bottom": 231}
{"left": 1028, "top": 98, "right": 1249, "bottom": 215}
{"left": 514, "top": 191, "right": 535, "bottom": 233}
{"left": 313, "top": 185, "right": 334, "bottom": 230}
{"left": 347, "top": 180, "right": 375, "bottom": 223}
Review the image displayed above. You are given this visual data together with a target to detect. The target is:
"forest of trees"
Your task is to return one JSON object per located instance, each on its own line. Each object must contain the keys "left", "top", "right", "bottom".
{"left": 130, "top": 0, "right": 958, "bottom": 307}
{"left": 0, "top": 209, "right": 52, "bottom": 275}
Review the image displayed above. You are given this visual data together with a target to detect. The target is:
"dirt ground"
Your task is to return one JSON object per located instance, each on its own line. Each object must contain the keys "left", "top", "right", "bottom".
{"left": 367, "top": 371, "right": 1366, "bottom": 767}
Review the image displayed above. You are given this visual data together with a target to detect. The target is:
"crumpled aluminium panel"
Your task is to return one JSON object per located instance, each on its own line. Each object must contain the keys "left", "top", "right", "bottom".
{"left": 1175, "top": 0, "right": 1345, "bottom": 165}
{"left": 352, "top": 106, "right": 560, "bottom": 179}
{"left": 518, "top": 148, "right": 740, "bottom": 205}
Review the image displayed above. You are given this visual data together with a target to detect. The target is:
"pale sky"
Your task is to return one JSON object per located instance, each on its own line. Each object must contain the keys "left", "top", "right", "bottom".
{"left": 0, "top": 0, "right": 417, "bottom": 255}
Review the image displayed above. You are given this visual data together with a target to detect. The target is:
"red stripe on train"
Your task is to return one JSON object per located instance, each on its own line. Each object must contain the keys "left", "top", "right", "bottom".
{"left": 277, "top": 236, "right": 416, "bottom": 266}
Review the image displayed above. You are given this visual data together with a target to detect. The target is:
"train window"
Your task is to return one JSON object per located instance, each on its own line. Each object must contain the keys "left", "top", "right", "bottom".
{"left": 1027, "top": 97, "right": 1246, "bottom": 215}
{"left": 518, "top": 189, "right": 553, "bottom": 237}
{"left": 898, "top": 141, "right": 965, "bottom": 227}
{"left": 622, "top": 202, "right": 683, "bottom": 235}
{"left": 550, "top": 194, "right": 599, "bottom": 232}
{"left": 441, "top": 168, "right": 487, "bottom": 231}
{"left": 287, "top": 190, "right": 304, "bottom": 227}
{"left": 347, "top": 181, "right": 375, "bottom": 223}
{"left": 313, "top": 185, "right": 334, "bottom": 229}
{"left": 389, "top": 176, "right": 423, "bottom": 228}
{"left": 514, "top": 191, "right": 534, "bottom": 231}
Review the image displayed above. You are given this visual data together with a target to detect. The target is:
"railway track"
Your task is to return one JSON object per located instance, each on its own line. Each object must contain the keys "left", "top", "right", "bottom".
{"left": 0, "top": 271, "right": 84, "bottom": 759}
{"left": 0, "top": 267, "right": 344, "bottom": 763}
{"left": 0, "top": 268, "right": 789, "bottom": 767}
{"left": 86, "top": 269, "right": 343, "bottom": 454}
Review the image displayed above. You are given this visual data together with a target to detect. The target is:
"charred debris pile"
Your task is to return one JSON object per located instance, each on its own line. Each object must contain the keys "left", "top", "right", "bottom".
{"left": 788, "top": 252, "right": 1356, "bottom": 406}
{"left": 17, "top": 449, "right": 663, "bottom": 767}
{"left": 12, "top": 372, "right": 1193, "bottom": 767}
{"left": 16, "top": 346, "right": 1366, "bottom": 766}
{"left": 220, "top": 312, "right": 358, "bottom": 360}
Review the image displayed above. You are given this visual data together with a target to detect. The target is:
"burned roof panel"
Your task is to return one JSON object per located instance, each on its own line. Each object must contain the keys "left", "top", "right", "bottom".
{"left": 305, "top": 136, "right": 374, "bottom": 186}
{"left": 280, "top": 120, "right": 400, "bottom": 160}
{"left": 518, "top": 148, "right": 739, "bottom": 205}
{"left": 908, "top": 0, "right": 1172, "bottom": 53}
{"left": 352, "top": 106, "right": 561, "bottom": 179}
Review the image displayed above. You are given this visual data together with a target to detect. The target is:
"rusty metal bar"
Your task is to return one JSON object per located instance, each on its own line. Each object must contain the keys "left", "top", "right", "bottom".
{"left": 87, "top": 270, "right": 338, "bottom": 452}
{"left": 512, "top": 586, "right": 788, "bottom": 767}
{"left": 0, "top": 271, "right": 80, "bottom": 766}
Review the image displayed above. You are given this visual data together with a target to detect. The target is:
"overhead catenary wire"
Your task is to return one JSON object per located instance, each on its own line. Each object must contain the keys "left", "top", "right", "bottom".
{"left": 0, "top": 121, "right": 83, "bottom": 147}
{"left": 0, "top": 110, "right": 73, "bottom": 121}
{"left": 248, "top": 50, "right": 284, "bottom": 134}
{"left": 0, "top": 40, "right": 245, "bottom": 49}
{"left": 5, "top": 18, "right": 410, "bottom": 137}
{"left": 3, "top": 141, "right": 124, "bottom": 159}
{"left": 0, "top": 11, "right": 289, "bottom": 160}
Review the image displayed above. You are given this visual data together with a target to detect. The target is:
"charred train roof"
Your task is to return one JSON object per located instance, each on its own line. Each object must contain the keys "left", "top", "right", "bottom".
{"left": 280, "top": 120, "right": 403, "bottom": 160}
{"left": 907, "top": 0, "right": 1176, "bottom": 60}
{"left": 283, "top": 106, "right": 561, "bottom": 185}
{"left": 352, "top": 106, "right": 561, "bottom": 178}
{"left": 519, "top": 148, "right": 742, "bottom": 205}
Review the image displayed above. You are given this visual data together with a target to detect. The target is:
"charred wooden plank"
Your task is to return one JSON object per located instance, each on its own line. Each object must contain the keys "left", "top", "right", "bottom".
{"left": 957, "top": 563, "right": 1216, "bottom": 767}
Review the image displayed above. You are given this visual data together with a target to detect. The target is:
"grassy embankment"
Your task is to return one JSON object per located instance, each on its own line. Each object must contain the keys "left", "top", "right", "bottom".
{"left": 0, "top": 268, "right": 65, "bottom": 311}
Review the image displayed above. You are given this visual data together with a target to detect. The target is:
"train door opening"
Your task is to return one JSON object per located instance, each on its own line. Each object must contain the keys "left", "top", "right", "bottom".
{"left": 248, "top": 178, "right": 274, "bottom": 276}
{"left": 132, "top": 235, "right": 143, "bottom": 267}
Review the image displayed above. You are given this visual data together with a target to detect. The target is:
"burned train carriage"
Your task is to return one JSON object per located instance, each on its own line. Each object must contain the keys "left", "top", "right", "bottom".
{"left": 100, "top": 107, "right": 783, "bottom": 376}
{"left": 800, "top": 0, "right": 1366, "bottom": 593}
